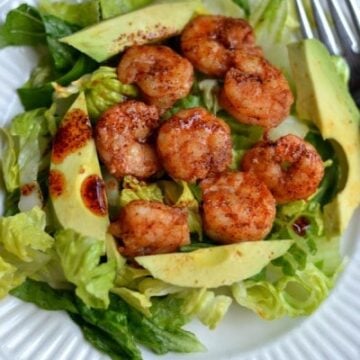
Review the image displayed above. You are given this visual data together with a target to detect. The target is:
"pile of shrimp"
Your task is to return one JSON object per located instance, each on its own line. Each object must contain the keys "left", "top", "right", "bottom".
{"left": 92, "top": 14, "right": 324, "bottom": 258}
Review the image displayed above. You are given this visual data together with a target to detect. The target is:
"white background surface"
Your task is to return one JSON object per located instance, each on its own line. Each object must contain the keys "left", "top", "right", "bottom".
{"left": 0, "top": 1, "right": 359, "bottom": 359}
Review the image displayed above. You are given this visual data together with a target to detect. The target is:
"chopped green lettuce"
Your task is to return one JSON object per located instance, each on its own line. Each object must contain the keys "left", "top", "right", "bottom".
{"left": 55, "top": 229, "right": 116, "bottom": 309}
{"left": 112, "top": 287, "right": 152, "bottom": 316}
{"left": 0, "top": 129, "right": 19, "bottom": 193}
{"left": 138, "top": 278, "right": 183, "bottom": 298}
{"left": 39, "top": 0, "right": 101, "bottom": 28}
{"left": 0, "top": 208, "right": 54, "bottom": 298}
{"left": 53, "top": 66, "right": 138, "bottom": 120}
{"left": 120, "top": 176, "right": 163, "bottom": 207}
{"left": 180, "top": 288, "right": 232, "bottom": 329}
{"left": 232, "top": 263, "right": 335, "bottom": 319}
{"left": 198, "top": 79, "right": 220, "bottom": 114}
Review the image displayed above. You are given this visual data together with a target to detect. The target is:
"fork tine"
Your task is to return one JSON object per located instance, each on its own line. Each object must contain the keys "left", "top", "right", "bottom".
{"left": 328, "top": 0, "right": 359, "bottom": 54}
{"left": 294, "top": 0, "right": 314, "bottom": 39}
{"left": 346, "top": 0, "right": 360, "bottom": 38}
{"left": 310, "top": 0, "right": 339, "bottom": 55}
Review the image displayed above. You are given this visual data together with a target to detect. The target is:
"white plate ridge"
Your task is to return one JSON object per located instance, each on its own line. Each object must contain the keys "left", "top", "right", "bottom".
{"left": 0, "top": 1, "right": 359, "bottom": 359}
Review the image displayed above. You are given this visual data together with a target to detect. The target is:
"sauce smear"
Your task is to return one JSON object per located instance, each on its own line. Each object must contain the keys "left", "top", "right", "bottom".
{"left": 49, "top": 170, "right": 66, "bottom": 198}
{"left": 52, "top": 109, "right": 92, "bottom": 164}
{"left": 81, "top": 175, "right": 108, "bottom": 216}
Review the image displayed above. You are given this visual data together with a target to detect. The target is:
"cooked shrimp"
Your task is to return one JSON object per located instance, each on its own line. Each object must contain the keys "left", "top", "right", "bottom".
{"left": 117, "top": 45, "right": 194, "bottom": 112}
{"left": 200, "top": 171, "right": 276, "bottom": 243}
{"left": 219, "top": 51, "right": 294, "bottom": 128}
{"left": 241, "top": 134, "right": 325, "bottom": 204}
{"left": 181, "top": 15, "right": 262, "bottom": 77}
{"left": 95, "top": 100, "right": 160, "bottom": 179}
{"left": 156, "top": 107, "right": 232, "bottom": 182}
{"left": 109, "top": 200, "right": 190, "bottom": 257}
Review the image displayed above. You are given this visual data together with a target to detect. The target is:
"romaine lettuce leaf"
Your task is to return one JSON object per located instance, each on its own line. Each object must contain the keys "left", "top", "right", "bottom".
{"left": 232, "top": 263, "right": 335, "bottom": 319}
{"left": 112, "top": 287, "right": 152, "bottom": 316}
{"left": 0, "top": 129, "right": 19, "bottom": 193}
{"left": 0, "top": 4, "right": 47, "bottom": 47}
{"left": 55, "top": 229, "right": 116, "bottom": 309}
{"left": 0, "top": 207, "right": 54, "bottom": 298}
{"left": 39, "top": 0, "right": 100, "bottom": 28}
{"left": 180, "top": 288, "right": 232, "bottom": 329}
{"left": 120, "top": 176, "right": 163, "bottom": 207}
{"left": 53, "top": 66, "right": 138, "bottom": 120}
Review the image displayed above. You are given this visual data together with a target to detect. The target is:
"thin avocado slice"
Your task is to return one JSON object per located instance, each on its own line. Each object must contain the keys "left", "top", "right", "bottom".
{"left": 135, "top": 240, "right": 294, "bottom": 288}
{"left": 61, "top": 1, "right": 201, "bottom": 62}
{"left": 49, "top": 93, "right": 109, "bottom": 240}
{"left": 288, "top": 39, "right": 360, "bottom": 236}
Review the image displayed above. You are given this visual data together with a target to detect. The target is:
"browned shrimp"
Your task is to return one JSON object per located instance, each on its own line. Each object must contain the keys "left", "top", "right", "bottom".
{"left": 117, "top": 45, "right": 194, "bottom": 113}
{"left": 181, "top": 15, "right": 262, "bottom": 77}
{"left": 156, "top": 107, "right": 232, "bottom": 182}
{"left": 200, "top": 172, "right": 276, "bottom": 243}
{"left": 241, "top": 135, "right": 325, "bottom": 204}
{"left": 95, "top": 100, "right": 160, "bottom": 179}
{"left": 109, "top": 200, "right": 190, "bottom": 257}
{"left": 219, "top": 51, "right": 294, "bottom": 128}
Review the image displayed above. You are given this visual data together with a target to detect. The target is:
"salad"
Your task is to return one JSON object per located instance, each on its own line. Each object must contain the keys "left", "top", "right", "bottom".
{"left": 0, "top": 0, "right": 359, "bottom": 359}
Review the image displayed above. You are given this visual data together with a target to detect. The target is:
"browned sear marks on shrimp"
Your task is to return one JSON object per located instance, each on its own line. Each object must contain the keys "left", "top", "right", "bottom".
{"left": 117, "top": 45, "right": 194, "bottom": 112}
{"left": 200, "top": 171, "right": 276, "bottom": 243}
{"left": 241, "top": 135, "right": 325, "bottom": 204}
{"left": 157, "top": 107, "right": 232, "bottom": 182}
{"left": 181, "top": 15, "right": 262, "bottom": 77}
{"left": 109, "top": 200, "right": 190, "bottom": 257}
{"left": 95, "top": 100, "right": 160, "bottom": 179}
{"left": 219, "top": 51, "right": 294, "bottom": 128}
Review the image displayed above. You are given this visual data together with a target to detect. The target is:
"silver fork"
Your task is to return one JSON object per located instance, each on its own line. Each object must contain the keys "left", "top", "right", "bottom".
{"left": 295, "top": 0, "right": 360, "bottom": 107}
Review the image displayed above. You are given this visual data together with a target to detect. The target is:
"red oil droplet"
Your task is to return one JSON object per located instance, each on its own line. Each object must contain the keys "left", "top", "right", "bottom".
{"left": 292, "top": 216, "right": 310, "bottom": 237}
{"left": 52, "top": 109, "right": 92, "bottom": 164}
{"left": 49, "top": 170, "right": 66, "bottom": 198}
{"left": 81, "top": 175, "right": 108, "bottom": 216}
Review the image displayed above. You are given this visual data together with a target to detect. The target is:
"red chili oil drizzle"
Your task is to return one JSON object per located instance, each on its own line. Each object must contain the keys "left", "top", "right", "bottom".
{"left": 292, "top": 216, "right": 310, "bottom": 237}
{"left": 51, "top": 109, "right": 92, "bottom": 164}
{"left": 81, "top": 174, "right": 108, "bottom": 216}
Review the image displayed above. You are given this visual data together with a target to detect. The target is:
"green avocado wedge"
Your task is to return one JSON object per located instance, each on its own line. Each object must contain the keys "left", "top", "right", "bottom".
{"left": 288, "top": 39, "right": 360, "bottom": 236}
{"left": 61, "top": 1, "right": 201, "bottom": 62}
{"left": 135, "top": 240, "right": 294, "bottom": 288}
{"left": 49, "top": 93, "right": 109, "bottom": 240}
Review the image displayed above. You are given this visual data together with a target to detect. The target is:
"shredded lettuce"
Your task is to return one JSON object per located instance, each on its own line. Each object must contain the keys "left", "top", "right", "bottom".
{"left": 53, "top": 66, "right": 138, "bottom": 120}
{"left": 0, "top": 207, "right": 54, "bottom": 298}
{"left": 55, "top": 229, "right": 116, "bottom": 309}
{"left": 180, "top": 288, "right": 232, "bottom": 329}
{"left": 119, "top": 176, "right": 163, "bottom": 207}
{"left": 232, "top": 263, "right": 335, "bottom": 319}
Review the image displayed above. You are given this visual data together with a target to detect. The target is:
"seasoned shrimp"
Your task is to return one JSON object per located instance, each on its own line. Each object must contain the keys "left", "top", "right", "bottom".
{"left": 200, "top": 171, "right": 276, "bottom": 243}
{"left": 181, "top": 15, "right": 262, "bottom": 77}
{"left": 219, "top": 51, "right": 294, "bottom": 128}
{"left": 109, "top": 200, "right": 190, "bottom": 257}
{"left": 117, "top": 45, "right": 194, "bottom": 112}
{"left": 95, "top": 100, "right": 160, "bottom": 179}
{"left": 156, "top": 107, "right": 232, "bottom": 182}
{"left": 241, "top": 134, "right": 325, "bottom": 204}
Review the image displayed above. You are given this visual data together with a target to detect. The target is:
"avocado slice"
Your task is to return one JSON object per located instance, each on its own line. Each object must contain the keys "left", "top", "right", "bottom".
{"left": 288, "top": 39, "right": 360, "bottom": 235}
{"left": 49, "top": 93, "right": 109, "bottom": 240}
{"left": 61, "top": 1, "right": 201, "bottom": 62}
{"left": 135, "top": 240, "right": 294, "bottom": 288}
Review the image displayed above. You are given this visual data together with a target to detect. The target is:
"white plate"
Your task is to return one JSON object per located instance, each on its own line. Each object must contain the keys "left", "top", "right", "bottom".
{"left": 0, "top": 1, "right": 359, "bottom": 359}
